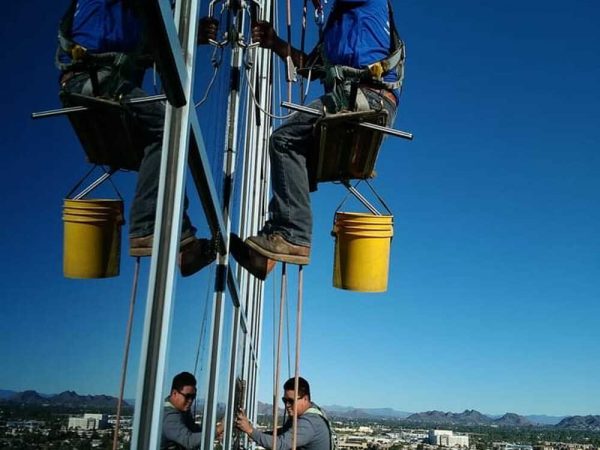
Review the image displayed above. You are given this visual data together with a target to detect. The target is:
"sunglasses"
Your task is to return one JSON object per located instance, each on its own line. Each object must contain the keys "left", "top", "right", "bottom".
{"left": 178, "top": 390, "right": 197, "bottom": 401}
{"left": 281, "top": 396, "right": 302, "bottom": 405}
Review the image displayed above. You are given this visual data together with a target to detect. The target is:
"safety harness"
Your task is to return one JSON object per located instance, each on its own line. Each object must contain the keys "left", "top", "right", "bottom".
{"left": 56, "top": 0, "right": 150, "bottom": 93}
{"left": 305, "top": 0, "right": 405, "bottom": 91}
{"left": 305, "top": 404, "right": 338, "bottom": 450}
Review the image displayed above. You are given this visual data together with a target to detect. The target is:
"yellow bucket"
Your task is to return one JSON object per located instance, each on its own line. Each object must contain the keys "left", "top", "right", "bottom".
{"left": 332, "top": 211, "right": 393, "bottom": 292}
{"left": 63, "top": 199, "right": 124, "bottom": 279}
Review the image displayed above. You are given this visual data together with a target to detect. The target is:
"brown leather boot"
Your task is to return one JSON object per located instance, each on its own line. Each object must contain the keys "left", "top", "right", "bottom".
{"left": 245, "top": 233, "right": 310, "bottom": 265}
{"left": 229, "top": 233, "right": 276, "bottom": 280}
{"left": 129, "top": 230, "right": 196, "bottom": 257}
{"left": 130, "top": 231, "right": 216, "bottom": 277}
{"left": 178, "top": 238, "right": 217, "bottom": 277}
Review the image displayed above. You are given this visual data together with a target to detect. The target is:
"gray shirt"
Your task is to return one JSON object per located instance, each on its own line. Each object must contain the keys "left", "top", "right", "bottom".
{"left": 161, "top": 401, "right": 202, "bottom": 450}
{"left": 250, "top": 404, "right": 331, "bottom": 450}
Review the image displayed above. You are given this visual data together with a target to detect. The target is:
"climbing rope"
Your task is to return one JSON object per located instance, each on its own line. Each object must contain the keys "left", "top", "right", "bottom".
{"left": 112, "top": 257, "right": 141, "bottom": 450}
{"left": 291, "top": 265, "right": 304, "bottom": 450}
{"left": 272, "top": 263, "right": 288, "bottom": 449}
{"left": 243, "top": 68, "right": 294, "bottom": 120}
{"left": 194, "top": 264, "right": 216, "bottom": 375}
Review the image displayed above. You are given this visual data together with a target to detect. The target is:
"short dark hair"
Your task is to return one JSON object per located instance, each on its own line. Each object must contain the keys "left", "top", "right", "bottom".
{"left": 283, "top": 377, "right": 311, "bottom": 400}
{"left": 171, "top": 372, "right": 197, "bottom": 392}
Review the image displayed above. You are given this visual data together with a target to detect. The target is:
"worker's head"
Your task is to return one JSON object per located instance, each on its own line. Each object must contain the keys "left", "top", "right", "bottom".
{"left": 169, "top": 371, "right": 197, "bottom": 412}
{"left": 282, "top": 377, "right": 311, "bottom": 417}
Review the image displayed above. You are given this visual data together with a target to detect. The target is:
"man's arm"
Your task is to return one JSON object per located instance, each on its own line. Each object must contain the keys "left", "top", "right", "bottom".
{"left": 251, "top": 21, "right": 309, "bottom": 69}
{"left": 237, "top": 410, "right": 316, "bottom": 450}
{"left": 163, "top": 412, "right": 202, "bottom": 449}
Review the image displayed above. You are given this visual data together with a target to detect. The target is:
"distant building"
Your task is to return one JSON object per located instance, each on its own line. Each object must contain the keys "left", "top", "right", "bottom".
{"left": 68, "top": 413, "right": 108, "bottom": 430}
{"left": 338, "top": 436, "right": 369, "bottom": 450}
{"left": 534, "top": 443, "right": 596, "bottom": 450}
{"left": 493, "top": 443, "right": 533, "bottom": 450}
{"left": 428, "top": 430, "right": 469, "bottom": 448}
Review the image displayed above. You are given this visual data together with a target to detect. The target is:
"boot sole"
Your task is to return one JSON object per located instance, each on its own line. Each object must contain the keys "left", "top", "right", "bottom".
{"left": 229, "top": 233, "right": 276, "bottom": 280}
{"left": 129, "top": 233, "right": 196, "bottom": 258}
{"left": 245, "top": 238, "right": 309, "bottom": 265}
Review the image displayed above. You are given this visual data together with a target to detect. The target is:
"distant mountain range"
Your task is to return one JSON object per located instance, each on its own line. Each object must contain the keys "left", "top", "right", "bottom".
{"left": 555, "top": 416, "right": 600, "bottom": 431}
{"left": 0, "top": 390, "right": 130, "bottom": 409}
{"left": 403, "top": 409, "right": 532, "bottom": 427}
{"left": 3, "top": 390, "right": 598, "bottom": 431}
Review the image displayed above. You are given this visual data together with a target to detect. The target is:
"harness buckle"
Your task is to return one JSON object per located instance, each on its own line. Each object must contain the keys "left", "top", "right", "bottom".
{"left": 368, "top": 62, "right": 384, "bottom": 80}
{"left": 71, "top": 45, "right": 87, "bottom": 61}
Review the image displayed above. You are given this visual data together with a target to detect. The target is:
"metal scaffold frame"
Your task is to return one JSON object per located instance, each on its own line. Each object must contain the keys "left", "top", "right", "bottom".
{"left": 131, "top": 0, "right": 272, "bottom": 449}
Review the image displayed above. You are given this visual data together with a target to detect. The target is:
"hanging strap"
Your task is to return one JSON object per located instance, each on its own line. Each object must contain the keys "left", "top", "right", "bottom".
{"left": 304, "top": 404, "right": 336, "bottom": 450}
{"left": 333, "top": 179, "right": 393, "bottom": 218}
{"left": 66, "top": 166, "right": 123, "bottom": 201}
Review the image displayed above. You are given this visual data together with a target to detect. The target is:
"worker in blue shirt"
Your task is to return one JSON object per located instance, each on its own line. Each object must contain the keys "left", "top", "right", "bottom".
{"left": 234, "top": 0, "right": 404, "bottom": 278}
{"left": 57, "top": 0, "right": 219, "bottom": 277}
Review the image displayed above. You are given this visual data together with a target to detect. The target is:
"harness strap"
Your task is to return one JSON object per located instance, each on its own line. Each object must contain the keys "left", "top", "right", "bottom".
{"left": 305, "top": 405, "right": 336, "bottom": 450}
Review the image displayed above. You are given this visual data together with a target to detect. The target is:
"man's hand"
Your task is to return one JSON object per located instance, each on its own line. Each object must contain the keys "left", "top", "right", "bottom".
{"left": 198, "top": 16, "right": 219, "bottom": 44}
{"left": 251, "top": 21, "right": 279, "bottom": 49}
{"left": 235, "top": 408, "right": 254, "bottom": 435}
{"left": 215, "top": 421, "right": 224, "bottom": 441}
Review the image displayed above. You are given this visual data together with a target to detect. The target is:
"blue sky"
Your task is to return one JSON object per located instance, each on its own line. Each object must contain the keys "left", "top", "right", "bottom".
{"left": 1, "top": 0, "right": 599, "bottom": 417}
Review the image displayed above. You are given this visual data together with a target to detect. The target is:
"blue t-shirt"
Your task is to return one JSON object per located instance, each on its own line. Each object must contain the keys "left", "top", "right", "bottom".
{"left": 322, "top": 0, "right": 399, "bottom": 86}
{"left": 69, "top": 0, "right": 143, "bottom": 53}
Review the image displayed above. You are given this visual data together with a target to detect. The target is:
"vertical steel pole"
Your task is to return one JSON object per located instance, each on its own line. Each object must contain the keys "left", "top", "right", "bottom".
{"left": 131, "top": 0, "right": 201, "bottom": 448}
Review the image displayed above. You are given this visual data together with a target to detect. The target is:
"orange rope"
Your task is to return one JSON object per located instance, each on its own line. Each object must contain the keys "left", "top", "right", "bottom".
{"left": 272, "top": 263, "right": 288, "bottom": 450}
{"left": 112, "top": 257, "right": 141, "bottom": 450}
{"left": 291, "top": 265, "right": 304, "bottom": 450}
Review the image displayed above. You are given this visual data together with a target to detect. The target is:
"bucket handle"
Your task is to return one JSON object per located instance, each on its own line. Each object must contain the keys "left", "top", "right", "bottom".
{"left": 334, "top": 179, "right": 393, "bottom": 217}
{"left": 66, "top": 165, "right": 123, "bottom": 201}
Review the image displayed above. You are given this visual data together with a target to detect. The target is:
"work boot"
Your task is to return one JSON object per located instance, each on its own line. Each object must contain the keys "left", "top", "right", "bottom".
{"left": 178, "top": 238, "right": 217, "bottom": 277}
{"left": 129, "top": 229, "right": 196, "bottom": 257}
{"left": 245, "top": 233, "right": 310, "bottom": 265}
{"left": 130, "top": 231, "right": 216, "bottom": 277}
{"left": 229, "top": 233, "right": 276, "bottom": 280}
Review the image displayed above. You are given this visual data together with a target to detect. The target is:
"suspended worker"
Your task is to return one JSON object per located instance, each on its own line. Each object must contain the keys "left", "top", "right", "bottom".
{"left": 235, "top": 377, "right": 333, "bottom": 450}
{"left": 56, "top": 0, "right": 219, "bottom": 277}
{"left": 162, "top": 371, "right": 224, "bottom": 449}
{"left": 234, "top": 0, "right": 404, "bottom": 278}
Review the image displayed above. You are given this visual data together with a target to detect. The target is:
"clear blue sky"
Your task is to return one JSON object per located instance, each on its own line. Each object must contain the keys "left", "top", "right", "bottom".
{"left": 1, "top": 0, "right": 599, "bottom": 417}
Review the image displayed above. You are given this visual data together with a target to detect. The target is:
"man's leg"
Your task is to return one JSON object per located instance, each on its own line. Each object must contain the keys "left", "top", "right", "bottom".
{"left": 124, "top": 85, "right": 195, "bottom": 241}
{"left": 243, "top": 96, "right": 327, "bottom": 264}
{"left": 123, "top": 84, "right": 215, "bottom": 275}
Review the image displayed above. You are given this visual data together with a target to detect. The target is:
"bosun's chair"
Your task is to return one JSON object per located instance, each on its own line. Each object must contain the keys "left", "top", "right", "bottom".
{"left": 282, "top": 100, "right": 413, "bottom": 213}
{"left": 60, "top": 92, "right": 146, "bottom": 173}
{"left": 33, "top": 91, "right": 166, "bottom": 199}
{"left": 308, "top": 108, "right": 389, "bottom": 191}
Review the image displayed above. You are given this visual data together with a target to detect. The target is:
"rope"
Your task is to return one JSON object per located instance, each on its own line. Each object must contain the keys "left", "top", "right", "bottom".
{"left": 272, "top": 263, "right": 288, "bottom": 450}
{"left": 112, "top": 257, "right": 141, "bottom": 450}
{"left": 286, "top": 281, "right": 292, "bottom": 377}
{"left": 291, "top": 265, "right": 304, "bottom": 450}
{"left": 195, "top": 46, "right": 224, "bottom": 108}
{"left": 286, "top": 0, "right": 293, "bottom": 102}
{"left": 194, "top": 264, "right": 216, "bottom": 375}
{"left": 243, "top": 68, "right": 294, "bottom": 120}
{"left": 299, "top": 0, "right": 308, "bottom": 104}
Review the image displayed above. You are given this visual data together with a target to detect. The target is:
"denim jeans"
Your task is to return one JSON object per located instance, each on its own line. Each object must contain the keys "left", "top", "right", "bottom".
{"left": 265, "top": 87, "right": 397, "bottom": 246}
{"left": 61, "top": 68, "right": 194, "bottom": 238}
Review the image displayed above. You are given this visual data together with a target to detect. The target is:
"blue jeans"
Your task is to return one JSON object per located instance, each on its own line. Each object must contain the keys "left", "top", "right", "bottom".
{"left": 61, "top": 68, "right": 194, "bottom": 238}
{"left": 265, "top": 87, "right": 397, "bottom": 246}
